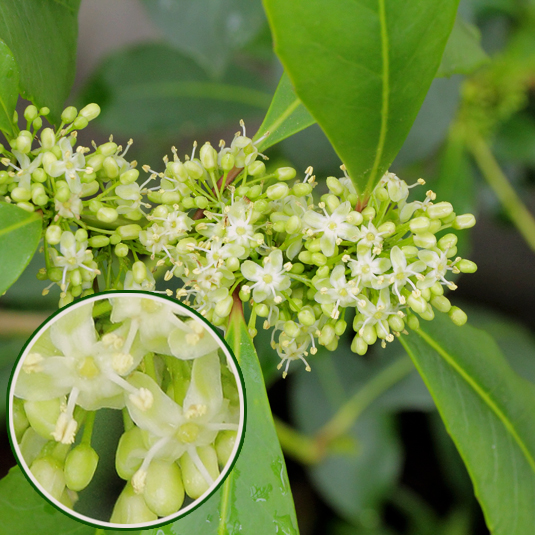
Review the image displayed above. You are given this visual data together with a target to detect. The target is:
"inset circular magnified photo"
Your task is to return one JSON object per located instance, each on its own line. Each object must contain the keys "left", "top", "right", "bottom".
{"left": 7, "top": 291, "right": 245, "bottom": 529}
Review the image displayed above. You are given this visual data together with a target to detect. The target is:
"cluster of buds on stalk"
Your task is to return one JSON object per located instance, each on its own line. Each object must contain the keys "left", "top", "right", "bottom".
{"left": 1, "top": 105, "right": 477, "bottom": 378}
{"left": 12, "top": 295, "right": 241, "bottom": 524}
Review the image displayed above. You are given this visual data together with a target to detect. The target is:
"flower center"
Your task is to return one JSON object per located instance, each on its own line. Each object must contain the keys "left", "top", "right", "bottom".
{"left": 77, "top": 356, "right": 100, "bottom": 378}
{"left": 176, "top": 422, "right": 200, "bottom": 443}
{"left": 263, "top": 274, "right": 273, "bottom": 284}
{"left": 141, "top": 299, "right": 160, "bottom": 313}
{"left": 65, "top": 161, "right": 74, "bottom": 170}
{"left": 236, "top": 227, "right": 246, "bottom": 236}
{"left": 328, "top": 222, "right": 337, "bottom": 231}
{"left": 366, "top": 232, "right": 375, "bottom": 242}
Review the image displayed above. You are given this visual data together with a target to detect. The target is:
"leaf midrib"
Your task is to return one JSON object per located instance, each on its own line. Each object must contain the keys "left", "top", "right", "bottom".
{"left": 0, "top": 213, "right": 40, "bottom": 238}
{"left": 364, "top": 0, "right": 389, "bottom": 195}
{"left": 406, "top": 329, "right": 535, "bottom": 473}
{"left": 254, "top": 97, "right": 300, "bottom": 149}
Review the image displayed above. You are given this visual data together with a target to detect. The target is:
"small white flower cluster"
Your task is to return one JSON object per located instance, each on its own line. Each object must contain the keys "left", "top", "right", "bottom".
{"left": 13, "top": 296, "right": 240, "bottom": 524}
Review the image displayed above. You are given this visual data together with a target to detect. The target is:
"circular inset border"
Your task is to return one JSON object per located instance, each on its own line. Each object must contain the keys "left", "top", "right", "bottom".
{"left": 6, "top": 290, "right": 246, "bottom": 530}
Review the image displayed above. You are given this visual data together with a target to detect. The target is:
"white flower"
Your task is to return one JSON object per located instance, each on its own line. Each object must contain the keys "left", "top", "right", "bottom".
{"left": 139, "top": 224, "right": 170, "bottom": 258}
{"left": 380, "top": 172, "right": 409, "bottom": 203}
{"left": 241, "top": 249, "right": 291, "bottom": 303}
{"left": 348, "top": 250, "right": 391, "bottom": 289}
{"left": 5, "top": 151, "right": 43, "bottom": 191}
{"left": 52, "top": 231, "right": 96, "bottom": 289}
{"left": 314, "top": 264, "right": 360, "bottom": 318}
{"left": 417, "top": 249, "right": 456, "bottom": 289}
{"left": 388, "top": 246, "right": 426, "bottom": 303}
{"left": 168, "top": 318, "right": 220, "bottom": 360}
{"left": 55, "top": 193, "right": 82, "bottom": 219}
{"left": 355, "top": 288, "right": 399, "bottom": 342}
{"left": 224, "top": 200, "right": 256, "bottom": 251}
{"left": 303, "top": 201, "right": 360, "bottom": 257}
{"left": 46, "top": 138, "right": 88, "bottom": 194}
{"left": 358, "top": 222, "right": 386, "bottom": 250}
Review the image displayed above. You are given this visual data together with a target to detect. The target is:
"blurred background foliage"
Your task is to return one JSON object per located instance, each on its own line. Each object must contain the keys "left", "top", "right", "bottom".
{"left": 2, "top": 0, "right": 535, "bottom": 534}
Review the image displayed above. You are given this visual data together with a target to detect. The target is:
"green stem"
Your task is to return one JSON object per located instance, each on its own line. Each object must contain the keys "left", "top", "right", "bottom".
{"left": 144, "top": 352, "right": 157, "bottom": 382}
{"left": 469, "top": 134, "right": 535, "bottom": 254}
{"left": 81, "top": 411, "right": 96, "bottom": 446}
{"left": 274, "top": 417, "right": 322, "bottom": 464}
{"left": 316, "top": 355, "right": 414, "bottom": 444}
{"left": 122, "top": 408, "right": 134, "bottom": 432}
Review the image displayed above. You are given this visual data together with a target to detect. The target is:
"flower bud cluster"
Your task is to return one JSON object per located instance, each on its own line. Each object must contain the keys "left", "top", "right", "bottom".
{"left": 14, "top": 296, "right": 240, "bottom": 523}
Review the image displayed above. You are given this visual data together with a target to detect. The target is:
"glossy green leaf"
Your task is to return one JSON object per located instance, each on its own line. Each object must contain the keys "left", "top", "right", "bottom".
{"left": 0, "top": 0, "right": 81, "bottom": 124}
{"left": 0, "top": 467, "right": 94, "bottom": 535}
{"left": 141, "top": 0, "right": 266, "bottom": 78}
{"left": 263, "top": 0, "right": 459, "bottom": 195}
{"left": 400, "top": 313, "right": 535, "bottom": 535}
{"left": 0, "top": 39, "right": 18, "bottom": 138}
{"left": 0, "top": 338, "right": 25, "bottom": 420}
{"left": 0, "top": 203, "right": 41, "bottom": 297}
{"left": 82, "top": 44, "right": 271, "bottom": 138}
{"left": 437, "top": 17, "right": 489, "bottom": 77}
{"left": 153, "top": 303, "right": 299, "bottom": 535}
{"left": 291, "top": 348, "right": 402, "bottom": 524}
{"left": 254, "top": 72, "right": 315, "bottom": 152}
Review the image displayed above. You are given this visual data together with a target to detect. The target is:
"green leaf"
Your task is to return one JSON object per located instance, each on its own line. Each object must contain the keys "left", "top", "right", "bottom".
{"left": 291, "top": 348, "right": 402, "bottom": 524}
{"left": 437, "top": 17, "right": 489, "bottom": 78}
{"left": 400, "top": 313, "right": 535, "bottom": 535}
{"left": 82, "top": 43, "right": 272, "bottom": 138}
{"left": 0, "top": 203, "right": 41, "bottom": 297}
{"left": 0, "top": 39, "right": 18, "bottom": 138}
{"left": 254, "top": 72, "right": 315, "bottom": 152}
{"left": 141, "top": 0, "right": 267, "bottom": 78}
{"left": 155, "top": 303, "right": 299, "bottom": 535}
{"left": 0, "top": 337, "right": 25, "bottom": 421}
{"left": 0, "top": 0, "right": 81, "bottom": 124}
{"left": 263, "top": 0, "right": 459, "bottom": 195}
{"left": 0, "top": 467, "right": 94, "bottom": 535}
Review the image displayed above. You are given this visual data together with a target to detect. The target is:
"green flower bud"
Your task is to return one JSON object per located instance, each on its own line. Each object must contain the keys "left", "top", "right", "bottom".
{"left": 33, "top": 194, "right": 49, "bottom": 207}
{"left": 215, "top": 295, "right": 234, "bottom": 318}
{"left": 267, "top": 183, "right": 290, "bottom": 200}
{"left": 297, "top": 308, "right": 315, "bottom": 327}
{"left": 221, "top": 152, "right": 235, "bottom": 172}
{"left": 239, "top": 288, "right": 250, "bottom": 302}
{"left": 73, "top": 116, "right": 88, "bottom": 130}
{"left": 351, "top": 335, "right": 368, "bottom": 355}
{"left": 388, "top": 315, "right": 405, "bottom": 332}
{"left": 431, "top": 295, "right": 451, "bottom": 313}
{"left": 88, "top": 235, "right": 110, "bottom": 248}
{"left": 326, "top": 176, "right": 343, "bottom": 195}
{"left": 180, "top": 445, "right": 219, "bottom": 500}
{"left": 70, "top": 284, "right": 83, "bottom": 298}
{"left": 78, "top": 103, "right": 101, "bottom": 121}
{"left": 247, "top": 184, "right": 263, "bottom": 199}
{"left": 253, "top": 199, "right": 269, "bottom": 214}
{"left": 378, "top": 221, "right": 396, "bottom": 237}
{"left": 39, "top": 107, "right": 50, "bottom": 116}
{"left": 61, "top": 106, "right": 78, "bottom": 124}
{"left": 96, "top": 207, "right": 118, "bottom": 223}
{"left": 335, "top": 319, "right": 347, "bottom": 336}
{"left": 409, "top": 216, "right": 430, "bottom": 234}
{"left": 325, "top": 337, "right": 339, "bottom": 351}
{"left": 413, "top": 232, "right": 437, "bottom": 249}
{"left": 48, "top": 267, "right": 63, "bottom": 282}
{"left": 428, "top": 219, "right": 442, "bottom": 234}
{"left": 446, "top": 246, "right": 457, "bottom": 258}
{"left": 248, "top": 160, "right": 266, "bottom": 177}
{"left": 427, "top": 202, "right": 453, "bottom": 219}
{"left": 32, "top": 117, "right": 43, "bottom": 130}
{"left": 458, "top": 259, "right": 477, "bottom": 273}
{"left": 272, "top": 221, "right": 285, "bottom": 233}
{"left": 16, "top": 201, "right": 35, "bottom": 213}
{"left": 407, "top": 314, "right": 420, "bottom": 330}
{"left": 283, "top": 320, "right": 300, "bottom": 338}
{"left": 102, "top": 156, "right": 119, "bottom": 178}
{"left": 430, "top": 281, "right": 444, "bottom": 296}
{"left": 326, "top": 194, "right": 340, "bottom": 213}
{"left": 361, "top": 206, "right": 375, "bottom": 220}
{"left": 10, "top": 187, "right": 31, "bottom": 203}
{"left": 13, "top": 398, "right": 29, "bottom": 441}
{"left": 419, "top": 304, "right": 435, "bottom": 321}
{"left": 31, "top": 168, "right": 47, "bottom": 183}
{"left": 97, "top": 141, "right": 117, "bottom": 157}
{"left": 375, "top": 186, "right": 389, "bottom": 202}
{"left": 144, "top": 460, "right": 185, "bottom": 517}
{"left": 0, "top": 171, "right": 9, "bottom": 185}
{"left": 59, "top": 291, "right": 74, "bottom": 307}
{"left": 449, "top": 306, "right": 467, "bottom": 326}
{"left": 117, "top": 224, "right": 141, "bottom": 240}
{"left": 64, "top": 444, "right": 99, "bottom": 491}
{"left": 31, "top": 456, "right": 65, "bottom": 500}
{"left": 290, "top": 262, "right": 305, "bottom": 274}
{"left": 119, "top": 169, "right": 139, "bottom": 185}
{"left": 292, "top": 183, "right": 312, "bottom": 197}
{"left": 225, "top": 257, "right": 239, "bottom": 272}
{"left": 80, "top": 181, "right": 99, "bottom": 198}
{"left": 73, "top": 229, "right": 88, "bottom": 243}
{"left": 87, "top": 200, "right": 102, "bottom": 213}
{"left": 215, "top": 430, "right": 237, "bottom": 467}
{"left": 111, "top": 243, "right": 128, "bottom": 258}
{"left": 255, "top": 303, "right": 269, "bottom": 317}
{"left": 200, "top": 142, "right": 218, "bottom": 171}
{"left": 346, "top": 211, "right": 363, "bottom": 226}
{"left": 452, "top": 214, "right": 476, "bottom": 230}
{"left": 360, "top": 324, "right": 377, "bottom": 345}
{"left": 311, "top": 252, "right": 328, "bottom": 266}
{"left": 86, "top": 154, "right": 103, "bottom": 173}
{"left": 407, "top": 294, "right": 427, "bottom": 314}
{"left": 132, "top": 261, "right": 147, "bottom": 284}
{"left": 24, "top": 398, "right": 62, "bottom": 440}
{"left": 110, "top": 484, "right": 157, "bottom": 524}
{"left": 24, "top": 105, "right": 38, "bottom": 122}
{"left": 306, "top": 239, "right": 322, "bottom": 253}
{"left": 116, "top": 427, "right": 146, "bottom": 480}
{"left": 185, "top": 160, "right": 204, "bottom": 179}
{"left": 276, "top": 167, "right": 296, "bottom": 181}
{"left": 194, "top": 196, "right": 208, "bottom": 210}
{"left": 20, "top": 428, "right": 46, "bottom": 466}
{"left": 319, "top": 324, "right": 335, "bottom": 346}
{"left": 438, "top": 233, "right": 457, "bottom": 251}
{"left": 298, "top": 251, "right": 313, "bottom": 264}
{"left": 420, "top": 287, "right": 431, "bottom": 301}
{"left": 15, "top": 135, "right": 31, "bottom": 154}
{"left": 70, "top": 269, "right": 82, "bottom": 287}
{"left": 285, "top": 215, "right": 301, "bottom": 234}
